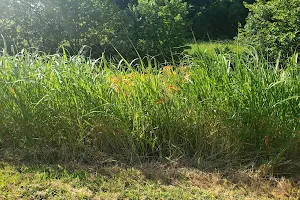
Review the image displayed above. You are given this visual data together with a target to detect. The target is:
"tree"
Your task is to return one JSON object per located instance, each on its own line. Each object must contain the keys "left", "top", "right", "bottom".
{"left": 0, "top": 0, "right": 73, "bottom": 53}
{"left": 239, "top": 0, "right": 300, "bottom": 59}
{"left": 76, "top": 0, "right": 134, "bottom": 57}
{"left": 0, "top": 0, "right": 133, "bottom": 56}
{"left": 114, "top": 0, "right": 138, "bottom": 9}
{"left": 190, "top": 0, "right": 255, "bottom": 40}
{"left": 130, "top": 0, "right": 191, "bottom": 57}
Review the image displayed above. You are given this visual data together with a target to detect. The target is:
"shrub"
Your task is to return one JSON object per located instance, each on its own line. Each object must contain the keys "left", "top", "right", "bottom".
{"left": 238, "top": 0, "right": 300, "bottom": 60}
{"left": 0, "top": 0, "right": 192, "bottom": 59}
{"left": 130, "top": 0, "right": 191, "bottom": 57}
{"left": 0, "top": 0, "right": 134, "bottom": 57}
{"left": 78, "top": 0, "right": 134, "bottom": 58}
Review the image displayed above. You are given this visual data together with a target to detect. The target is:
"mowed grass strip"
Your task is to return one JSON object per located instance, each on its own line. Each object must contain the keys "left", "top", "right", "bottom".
{"left": 0, "top": 162, "right": 216, "bottom": 200}
{"left": 0, "top": 161, "right": 299, "bottom": 199}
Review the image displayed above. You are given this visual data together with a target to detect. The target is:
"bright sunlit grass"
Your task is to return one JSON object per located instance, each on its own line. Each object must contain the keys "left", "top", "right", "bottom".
{"left": 185, "top": 41, "right": 249, "bottom": 57}
{"left": 0, "top": 47, "right": 299, "bottom": 175}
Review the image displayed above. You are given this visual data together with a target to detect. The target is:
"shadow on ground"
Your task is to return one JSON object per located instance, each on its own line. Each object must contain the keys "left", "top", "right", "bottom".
{"left": 0, "top": 148, "right": 300, "bottom": 199}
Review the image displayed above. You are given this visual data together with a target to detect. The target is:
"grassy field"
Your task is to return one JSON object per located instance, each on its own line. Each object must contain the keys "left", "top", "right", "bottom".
{"left": 0, "top": 43, "right": 299, "bottom": 198}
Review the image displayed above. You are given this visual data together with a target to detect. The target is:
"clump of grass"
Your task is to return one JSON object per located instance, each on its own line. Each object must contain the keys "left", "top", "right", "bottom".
{"left": 0, "top": 47, "right": 299, "bottom": 174}
{"left": 185, "top": 41, "right": 249, "bottom": 57}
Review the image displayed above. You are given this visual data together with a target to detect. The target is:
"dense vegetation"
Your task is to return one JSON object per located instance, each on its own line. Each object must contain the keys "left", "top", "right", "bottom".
{"left": 239, "top": 0, "right": 300, "bottom": 60}
{"left": 1, "top": 46, "right": 299, "bottom": 174}
{"left": 0, "top": 0, "right": 256, "bottom": 58}
{"left": 2, "top": 0, "right": 299, "bottom": 60}
{"left": 1, "top": 1, "right": 300, "bottom": 198}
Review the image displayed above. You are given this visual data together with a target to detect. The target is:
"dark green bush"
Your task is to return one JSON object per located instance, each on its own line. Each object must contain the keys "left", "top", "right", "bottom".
{"left": 0, "top": 0, "right": 191, "bottom": 58}
{"left": 238, "top": 0, "right": 300, "bottom": 60}
{"left": 130, "top": 0, "right": 191, "bottom": 57}
{"left": 0, "top": 0, "right": 134, "bottom": 56}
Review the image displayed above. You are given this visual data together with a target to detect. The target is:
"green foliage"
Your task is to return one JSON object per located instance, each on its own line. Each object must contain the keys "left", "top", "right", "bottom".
{"left": 0, "top": 0, "right": 133, "bottom": 56}
{"left": 239, "top": 0, "right": 300, "bottom": 59}
{"left": 76, "top": 0, "right": 134, "bottom": 57}
{"left": 0, "top": 0, "right": 191, "bottom": 58}
{"left": 0, "top": 0, "right": 259, "bottom": 57}
{"left": 191, "top": 0, "right": 255, "bottom": 40}
{"left": 0, "top": 49, "right": 299, "bottom": 172}
{"left": 130, "top": 0, "right": 191, "bottom": 56}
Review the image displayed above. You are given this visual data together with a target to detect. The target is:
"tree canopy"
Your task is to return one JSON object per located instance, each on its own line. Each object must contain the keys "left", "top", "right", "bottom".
{"left": 239, "top": 0, "right": 300, "bottom": 59}
{"left": 0, "top": 0, "right": 257, "bottom": 58}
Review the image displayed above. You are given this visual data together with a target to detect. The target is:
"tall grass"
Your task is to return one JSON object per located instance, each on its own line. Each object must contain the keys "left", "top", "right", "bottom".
{"left": 0, "top": 47, "right": 299, "bottom": 173}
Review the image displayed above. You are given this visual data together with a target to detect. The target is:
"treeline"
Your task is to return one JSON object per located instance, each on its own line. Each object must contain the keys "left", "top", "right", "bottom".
{"left": 114, "top": 0, "right": 256, "bottom": 40}
{"left": 0, "top": 0, "right": 299, "bottom": 59}
{"left": 0, "top": 0, "right": 254, "bottom": 58}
